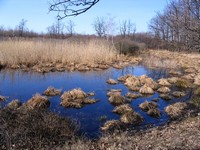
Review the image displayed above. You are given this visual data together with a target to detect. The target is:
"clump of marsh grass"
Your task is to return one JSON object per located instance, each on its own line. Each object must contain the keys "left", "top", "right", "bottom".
{"left": 176, "top": 79, "right": 191, "bottom": 89}
{"left": 0, "top": 38, "right": 117, "bottom": 68}
{"left": 0, "top": 107, "right": 78, "bottom": 149}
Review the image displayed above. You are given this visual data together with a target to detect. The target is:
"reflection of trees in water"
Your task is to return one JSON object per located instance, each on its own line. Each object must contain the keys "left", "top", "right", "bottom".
{"left": 121, "top": 66, "right": 134, "bottom": 76}
{"left": 0, "top": 69, "right": 116, "bottom": 85}
{"left": 147, "top": 68, "right": 169, "bottom": 80}
{"left": 0, "top": 69, "right": 61, "bottom": 84}
{"left": 0, "top": 67, "right": 169, "bottom": 86}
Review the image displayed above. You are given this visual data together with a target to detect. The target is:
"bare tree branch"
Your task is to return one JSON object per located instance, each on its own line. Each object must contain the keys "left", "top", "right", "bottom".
{"left": 49, "top": 0, "right": 100, "bottom": 19}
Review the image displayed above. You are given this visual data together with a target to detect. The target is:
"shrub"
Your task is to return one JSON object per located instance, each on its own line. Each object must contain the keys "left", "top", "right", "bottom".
{"left": 114, "top": 38, "right": 146, "bottom": 55}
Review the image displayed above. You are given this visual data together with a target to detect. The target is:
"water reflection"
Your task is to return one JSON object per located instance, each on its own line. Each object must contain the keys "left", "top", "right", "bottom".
{"left": 0, "top": 66, "right": 190, "bottom": 138}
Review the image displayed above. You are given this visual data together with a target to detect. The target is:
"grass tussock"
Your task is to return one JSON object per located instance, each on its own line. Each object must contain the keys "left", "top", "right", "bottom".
{"left": 190, "top": 97, "right": 200, "bottom": 108}
{"left": 0, "top": 38, "right": 117, "bottom": 67}
{"left": 176, "top": 79, "right": 191, "bottom": 89}
{"left": 0, "top": 108, "right": 78, "bottom": 149}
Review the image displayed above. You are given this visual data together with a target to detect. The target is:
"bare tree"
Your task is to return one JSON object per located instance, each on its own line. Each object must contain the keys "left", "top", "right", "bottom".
{"left": 47, "top": 19, "right": 65, "bottom": 38}
{"left": 49, "top": 0, "right": 100, "bottom": 19}
{"left": 17, "top": 19, "right": 28, "bottom": 37}
{"left": 66, "top": 20, "right": 75, "bottom": 36}
{"left": 93, "top": 17, "right": 106, "bottom": 37}
{"left": 149, "top": 0, "right": 200, "bottom": 52}
{"left": 0, "top": 25, "right": 4, "bottom": 37}
{"left": 105, "top": 15, "right": 116, "bottom": 41}
{"left": 119, "top": 19, "right": 136, "bottom": 38}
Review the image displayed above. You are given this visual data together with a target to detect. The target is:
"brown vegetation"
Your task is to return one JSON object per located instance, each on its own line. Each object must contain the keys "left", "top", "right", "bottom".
{"left": 25, "top": 94, "right": 50, "bottom": 110}
{"left": 139, "top": 101, "right": 157, "bottom": 112}
{"left": 165, "top": 102, "right": 188, "bottom": 119}
{"left": 0, "top": 108, "right": 78, "bottom": 149}
{"left": 7, "top": 99, "right": 22, "bottom": 110}
{"left": 60, "top": 88, "right": 97, "bottom": 108}
{"left": 112, "top": 104, "right": 133, "bottom": 115}
{"left": 43, "top": 86, "right": 62, "bottom": 96}
{"left": 106, "top": 78, "right": 118, "bottom": 85}
{"left": 139, "top": 84, "right": 154, "bottom": 94}
{"left": 0, "top": 38, "right": 144, "bottom": 73}
{"left": 0, "top": 38, "right": 114, "bottom": 69}
{"left": 120, "top": 111, "right": 144, "bottom": 125}
{"left": 97, "top": 116, "right": 200, "bottom": 150}
{"left": 108, "top": 93, "right": 126, "bottom": 106}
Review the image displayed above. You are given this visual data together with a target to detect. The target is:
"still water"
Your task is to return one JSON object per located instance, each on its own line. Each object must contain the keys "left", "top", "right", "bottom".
{"left": 0, "top": 66, "right": 190, "bottom": 138}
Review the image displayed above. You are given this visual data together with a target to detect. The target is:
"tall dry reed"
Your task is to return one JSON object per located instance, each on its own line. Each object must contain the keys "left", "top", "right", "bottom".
{"left": 0, "top": 38, "right": 117, "bottom": 67}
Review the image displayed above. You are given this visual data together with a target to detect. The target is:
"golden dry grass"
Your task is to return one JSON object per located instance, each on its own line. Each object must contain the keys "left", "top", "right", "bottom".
{"left": 141, "top": 49, "right": 200, "bottom": 70}
{"left": 0, "top": 38, "right": 117, "bottom": 67}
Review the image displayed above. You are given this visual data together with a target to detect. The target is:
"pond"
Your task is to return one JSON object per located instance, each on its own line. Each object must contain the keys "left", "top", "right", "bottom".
{"left": 0, "top": 65, "right": 191, "bottom": 138}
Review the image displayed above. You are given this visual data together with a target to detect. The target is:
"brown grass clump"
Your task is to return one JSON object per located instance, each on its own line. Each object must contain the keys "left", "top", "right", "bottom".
{"left": 126, "top": 92, "right": 142, "bottom": 99}
{"left": 61, "top": 88, "right": 87, "bottom": 100}
{"left": 194, "top": 74, "right": 200, "bottom": 85}
{"left": 160, "top": 94, "right": 172, "bottom": 101}
{"left": 25, "top": 94, "right": 50, "bottom": 110}
{"left": 142, "top": 77, "right": 158, "bottom": 90}
{"left": 0, "top": 108, "right": 78, "bottom": 149}
{"left": 120, "top": 111, "right": 144, "bottom": 125}
{"left": 157, "top": 86, "right": 171, "bottom": 93}
{"left": 124, "top": 75, "right": 141, "bottom": 89}
{"left": 139, "top": 101, "right": 157, "bottom": 111}
{"left": 43, "top": 86, "right": 62, "bottom": 96}
{"left": 108, "top": 93, "right": 126, "bottom": 106}
{"left": 194, "top": 87, "right": 200, "bottom": 96}
{"left": 0, "top": 38, "right": 117, "bottom": 68}
{"left": 139, "top": 84, "right": 154, "bottom": 94}
{"left": 112, "top": 104, "right": 134, "bottom": 115}
{"left": 147, "top": 108, "right": 161, "bottom": 118}
{"left": 7, "top": 99, "right": 22, "bottom": 110}
{"left": 117, "top": 74, "right": 132, "bottom": 82}
{"left": 106, "top": 78, "right": 118, "bottom": 85}
{"left": 107, "top": 89, "right": 122, "bottom": 97}
{"left": 172, "top": 91, "right": 186, "bottom": 97}
{"left": 165, "top": 102, "right": 188, "bottom": 118}
{"left": 101, "top": 120, "right": 122, "bottom": 131}
{"left": 60, "top": 88, "right": 97, "bottom": 108}
{"left": 167, "top": 77, "right": 178, "bottom": 84}
{"left": 176, "top": 79, "right": 191, "bottom": 89}
{"left": 0, "top": 95, "right": 6, "bottom": 102}
{"left": 158, "top": 78, "right": 171, "bottom": 86}
{"left": 190, "top": 97, "right": 200, "bottom": 108}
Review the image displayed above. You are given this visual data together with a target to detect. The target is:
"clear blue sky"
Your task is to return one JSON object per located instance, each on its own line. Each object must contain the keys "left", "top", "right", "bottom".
{"left": 0, "top": 0, "right": 167, "bottom": 34}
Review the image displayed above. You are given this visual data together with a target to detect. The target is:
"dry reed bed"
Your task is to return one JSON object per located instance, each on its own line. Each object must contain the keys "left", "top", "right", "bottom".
{"left": 0, "top": 38, "right": 142, "bottom": 72}
{"left": 0, "top": 39, "right": 117, "bottom": 66}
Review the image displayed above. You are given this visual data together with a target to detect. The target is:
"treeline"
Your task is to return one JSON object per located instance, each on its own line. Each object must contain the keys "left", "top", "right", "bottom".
{"left": 0, "top": 19, "right": 76, "bottom": 39}
{"left": 149, "top": 0, "right": 200, "bottom": 52}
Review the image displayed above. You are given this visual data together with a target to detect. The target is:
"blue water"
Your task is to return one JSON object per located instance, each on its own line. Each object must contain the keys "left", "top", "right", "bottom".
{"left": 0, "top": 66, "right": 190, "bottom": 138}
